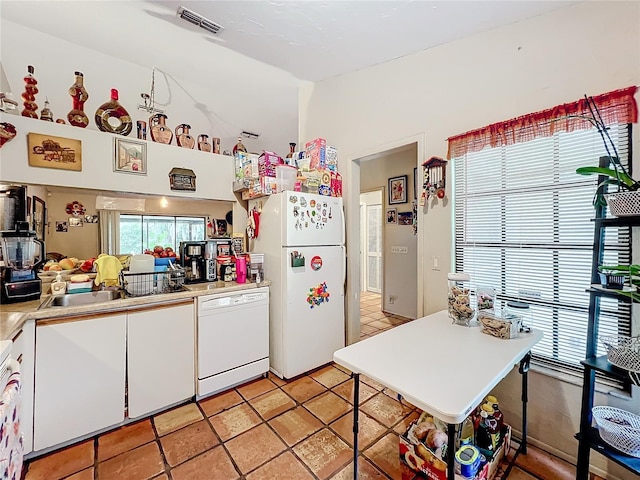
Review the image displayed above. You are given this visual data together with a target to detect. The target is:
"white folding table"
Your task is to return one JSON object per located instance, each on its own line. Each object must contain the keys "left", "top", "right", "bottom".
{"left": 333, "top": 309, "right": 543, "bottom": 479}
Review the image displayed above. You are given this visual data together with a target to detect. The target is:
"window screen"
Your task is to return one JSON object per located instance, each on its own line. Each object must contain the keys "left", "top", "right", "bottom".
{"left": 453, "top": 123, "right": 632, "bottom": 375}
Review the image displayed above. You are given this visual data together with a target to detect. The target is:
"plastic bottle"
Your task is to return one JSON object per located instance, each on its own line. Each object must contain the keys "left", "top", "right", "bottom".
{"left": 486, "top": 395, "right": 504, "bottom": 433}
{"left": 51, "top": 273, "right": 67, "bottom": 296}
{"left": 457, "top": 415, "right": 475, "bottom": 449}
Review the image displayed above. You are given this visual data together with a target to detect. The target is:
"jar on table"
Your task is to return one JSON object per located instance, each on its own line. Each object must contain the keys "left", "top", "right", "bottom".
{"left": 448, "top": 272, "right": 474, "bottom": 326}
{"left": 505, "top": 301, "right": 531, "bottom": 333}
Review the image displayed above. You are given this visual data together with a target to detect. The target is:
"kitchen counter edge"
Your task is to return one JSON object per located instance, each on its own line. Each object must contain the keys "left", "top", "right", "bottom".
{"left": 0, "top": 281, "right": 271, "bottom": 341}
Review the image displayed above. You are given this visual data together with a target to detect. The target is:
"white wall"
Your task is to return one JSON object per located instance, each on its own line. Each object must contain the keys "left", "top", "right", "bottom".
{"left": 360, "top": 147, "right": 418, "bottom": 319}
{"left": 300, "top": 2, "right": 640, "bottom": 478}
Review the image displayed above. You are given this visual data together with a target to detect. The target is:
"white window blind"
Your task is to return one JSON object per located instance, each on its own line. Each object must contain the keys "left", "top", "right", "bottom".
{"left": 453, "top": 123, "right": 632, "bottom": 375}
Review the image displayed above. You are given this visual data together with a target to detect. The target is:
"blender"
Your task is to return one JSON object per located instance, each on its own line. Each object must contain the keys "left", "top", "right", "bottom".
{"left": 1, "top": 221, "right": 45, "bottom": 303}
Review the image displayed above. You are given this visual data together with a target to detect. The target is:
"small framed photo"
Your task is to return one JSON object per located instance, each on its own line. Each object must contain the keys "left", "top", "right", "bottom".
{"left": 68, "top": 217, "right": 83, "bottom": 227}
{"left": 388, "top": 175, "right": 408, "bottom": 204}
{"left": 398, "top": 211, "right": 413, "bottom": 226}
{"left": 84, "top": 214, "right": 99, "bottom": 224}
{"left": 114, "top": 138, "right": 147, "bottom": 174}
{"left": 55, "top": 221, "right": 68, "bottom": 232}
{"left": 386, "top": 208, "right": 397, "bottom": 224}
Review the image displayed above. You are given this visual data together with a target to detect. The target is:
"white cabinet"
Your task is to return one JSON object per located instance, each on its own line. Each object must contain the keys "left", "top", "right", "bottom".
{"left": 127, "top": 301, "right": 195, "bottom": 418}
{"left": 33, "top": 314, "right": 126, "bottom": 451}
{"left": 12, "top": 320, "right": 35, "bottom": 455}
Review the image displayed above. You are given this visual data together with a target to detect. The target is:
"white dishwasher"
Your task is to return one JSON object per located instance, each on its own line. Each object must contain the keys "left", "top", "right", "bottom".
{"left": 197, "top": 286, "right": 269, "bottom": 398}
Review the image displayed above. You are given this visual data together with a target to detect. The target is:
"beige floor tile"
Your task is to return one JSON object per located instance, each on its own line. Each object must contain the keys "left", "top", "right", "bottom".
{"left": 236, "top": 377, "right": 277, "bottom": 400}
{"left": 505, "top": 466, "right": 538, "bottom": 479}
{"left": 282, "top": 375, "right": 327, "bottom": 403}
{"left": 330, "top": 457, "right": 388, "bottom": 479}
{"left": 268, "top": 372, "right": 288, "bottom": 386}
{"left": 97, "top": 442, "right": 164, "bottom": 480}
{"left": 225, "top": 424, "right": 287, "bottom": 474}
{"left": 152, "top": 475, "right": 169, "bottom": 480}
{"left": 393, "top": 411, "right": 420, "bottom": 435}
{"left": 368, "top": 320, "right": 395, "bottom": 330}
{"left": 332, "top": 363, "right": 352, "bottom": 375}
{"left": 309, "top": 365, "right": 351, "bottom": 388}
{"left": 249, "top": 388, "right": 296, "bottom": 420}
{"left": 332, "top": 378, "right": 378, "bottom": 405}
{"left": 25, "top": 440, "right": 93, "bottom": 480}
{"left": 360, "top": 375, "right": 386, "bottom": 391}
{"left": 159, "top": 420, "right": 219, "bottom": 467}
{"left": 304, "top": 391, "right": 352, "bottom": 424}
{"left": 246, "top": 451, "right": 315, "bottom": 480}
{"left": 330, "top": 411, "right": 387, "bottom": 449}
{"left": 170, "top": 446, "right": 239, "bottom": 480}
{"left": 293, "top": 428, "right": 353, "bottom": 480}
{"left": 153, "top": 403, "right": 203, "bottom": 436}
{"left": 361, "top": 392, "right": 414, "bottom": 428}
{"left": 363, "top": 432, "right": 404, "bottom": 480}
{"left": 269, "top": 406, "right": 324, "bottom": 446}
{"left": 98, "top": 418, "right": 155, "bottom": 461}
{"left": 361, "top": 324, "right": 383, "bottom": 335}
{"left": 209, "top": 403, "right": 262, "bottom": 441}
{"left": 198, "top": 389, "right": 243, "bottom": 417}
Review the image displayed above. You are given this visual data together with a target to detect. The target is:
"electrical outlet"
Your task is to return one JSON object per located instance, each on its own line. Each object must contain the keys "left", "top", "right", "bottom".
{"left": 391, "top": 246, "right": 408, "bottom": 254}
{"left": 389, "top": 295, "right": 396, "bottom": 304}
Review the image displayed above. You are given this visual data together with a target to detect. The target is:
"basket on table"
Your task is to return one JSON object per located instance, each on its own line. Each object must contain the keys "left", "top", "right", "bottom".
{"left": 605, "top": 191, "right": 640, "bottom": 217}
{"left": 592, "top": 406, "right": 640, "bottom": 458}
{"left": 600, "top": 335, "right": 640, "bottom": 386}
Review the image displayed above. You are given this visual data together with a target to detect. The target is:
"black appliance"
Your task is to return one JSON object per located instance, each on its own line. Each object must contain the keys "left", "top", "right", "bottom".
{"left": 1, "top": 221, "right": 44, "bottom": 303}
{"left": 179, "top": 241, "right": 207, "bottom": 283}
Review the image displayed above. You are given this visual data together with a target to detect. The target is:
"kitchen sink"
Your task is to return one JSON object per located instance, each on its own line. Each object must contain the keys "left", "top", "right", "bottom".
{"left": 38, "top": 290, "right": 122, "bottom": 309}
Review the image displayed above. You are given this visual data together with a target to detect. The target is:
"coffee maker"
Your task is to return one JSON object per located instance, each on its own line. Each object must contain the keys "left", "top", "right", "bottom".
{"left": 179, "top": 241, "right": 207, "bottom": 283}
{"left": 1, "top": 221, "right": 45, "bottom": 303}
{"left": 203, "top": 240, "right": 218, "bottom": 282}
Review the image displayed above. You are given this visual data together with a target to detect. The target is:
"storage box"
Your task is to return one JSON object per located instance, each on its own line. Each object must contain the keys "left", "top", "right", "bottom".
{"left": 331, "top": 171, "right": 343, "bottom": 197}
{"left": 258, "top": 151, "right": 282, "bottom": 177}
{"left": 305, "top": 137, "right": 326, "bottom": 170}
{"left": 399, "top": 412, "right": 510, "bottom": 480}
{"left": 478, "top": 312, "right": 521, "bottom": 340}
{"left": 326, "top": 145, "right": 338, "bottom": 171}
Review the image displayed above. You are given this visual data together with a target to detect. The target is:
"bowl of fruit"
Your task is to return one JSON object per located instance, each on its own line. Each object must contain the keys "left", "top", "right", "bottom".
{"left": 144, "top": 246, "right": 178, "bottom": 266}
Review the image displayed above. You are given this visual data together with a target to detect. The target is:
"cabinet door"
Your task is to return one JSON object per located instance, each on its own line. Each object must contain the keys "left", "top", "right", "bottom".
{"left": 34, "top": 314, "right": 126, "bottom": 452}
{"left": 127, "top": 302, "right": 195, "bottom": 418}
{"left": 13, "top": 320, "right": 35, "bottom": 455}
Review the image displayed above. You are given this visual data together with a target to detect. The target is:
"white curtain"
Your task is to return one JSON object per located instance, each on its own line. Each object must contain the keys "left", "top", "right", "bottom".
{"left": 98, "top": 210, "right": 120, "bottom": 255}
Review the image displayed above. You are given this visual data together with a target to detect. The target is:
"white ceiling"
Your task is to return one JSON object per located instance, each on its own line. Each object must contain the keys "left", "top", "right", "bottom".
{"left": 2, "top": 0, "right": 575, "bottom": 82}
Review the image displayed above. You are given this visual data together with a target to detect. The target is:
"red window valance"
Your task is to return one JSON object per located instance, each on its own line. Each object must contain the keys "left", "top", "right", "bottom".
{"left": 447, "top": 86, "right": 638, "bottom": 159}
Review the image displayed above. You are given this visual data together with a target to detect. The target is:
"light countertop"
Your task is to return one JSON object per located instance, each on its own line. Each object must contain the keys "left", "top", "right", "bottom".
{"left": 0, "top": 280, "right": 270, "bottom": 341}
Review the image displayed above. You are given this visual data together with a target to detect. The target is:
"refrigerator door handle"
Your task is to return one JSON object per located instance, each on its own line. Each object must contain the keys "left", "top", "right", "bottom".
{"left": 342, "top": 245, "right": 346, "bottom": 287}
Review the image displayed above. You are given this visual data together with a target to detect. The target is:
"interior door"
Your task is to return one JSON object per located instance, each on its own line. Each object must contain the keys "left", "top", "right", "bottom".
{"left": 366, "top": 204, "right": 382, "bottom": 293}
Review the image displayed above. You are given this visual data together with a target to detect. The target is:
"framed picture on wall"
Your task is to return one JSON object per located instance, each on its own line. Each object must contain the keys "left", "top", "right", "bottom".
{"left": 114, "top": 138, "right": 147, "bottom": 174}
{"left": 386, "top": 208, "right": 397, "bottom": 224}
{"left": 32, "top": 196, "right": 46, "bottom": 242}
{"left": 388, "top": 175, "right": 408, "bottom": 204}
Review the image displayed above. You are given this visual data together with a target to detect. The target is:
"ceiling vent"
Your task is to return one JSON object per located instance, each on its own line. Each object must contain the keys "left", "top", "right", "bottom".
{"left": 177, "top": 6, "right": 224, "bottom": 35}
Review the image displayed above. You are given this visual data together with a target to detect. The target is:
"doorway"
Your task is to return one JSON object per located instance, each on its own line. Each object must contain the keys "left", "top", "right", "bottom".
{"left": 359, "top": 190, "right": 382, "bottom": 294}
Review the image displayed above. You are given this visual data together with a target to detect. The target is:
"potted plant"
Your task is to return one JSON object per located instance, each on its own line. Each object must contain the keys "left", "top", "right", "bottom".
{"left": 598, "top": 264, "right": 640, "bottom": 300}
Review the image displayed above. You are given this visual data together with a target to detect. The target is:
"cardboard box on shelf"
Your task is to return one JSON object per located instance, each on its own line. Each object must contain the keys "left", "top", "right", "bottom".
{"left": 259, "top": 151, "right": 281, "bottom": 177}
{"left": 305, "top": 137, "right": 327, "bottom": 170}
{"left": 399, "top": 411, "right": 511, "bottom": 480}
{"left": 326, "top": 145, "right": 338, "bottom": 171}
{"left": 331, "top": 171, "right": 342, "bottom": 197}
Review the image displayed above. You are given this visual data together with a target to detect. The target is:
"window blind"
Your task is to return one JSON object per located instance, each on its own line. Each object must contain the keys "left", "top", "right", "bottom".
{"left": 453, "top": 123, "right": 632, "bottom": 375}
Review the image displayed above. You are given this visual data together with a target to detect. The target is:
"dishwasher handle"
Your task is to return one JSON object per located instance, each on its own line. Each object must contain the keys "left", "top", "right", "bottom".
{"left": 200, "top": 291, "right": 268, "bottom": 310}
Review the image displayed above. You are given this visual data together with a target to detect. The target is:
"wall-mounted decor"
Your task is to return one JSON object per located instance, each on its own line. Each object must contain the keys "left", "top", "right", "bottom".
{"left": 55, "top": 221, "right": 68, "bottom": 232}
{"left": 84, "top": 214, "right": 99, "bottom": 224}
{"left": 68, "top": 217, "right": 83, "bottom": 227}
{"left": 32, "top": 196, "right": 46, "bottom": 242}
{"left": 169, "top": 167, "right": 196, "bottom": 191}
{"left": 421, "top": 156, "right": 448, "bottom": 205}
{"left": 28, "top": 133, "right": 82, "bottom": 171}
{"left": 114, "top": 138, "right": 147, "bottom": 174}
{"left": 398, "top": 211, "right": 413, "bottom": 226}
{"left": 388, "top": 175, "right": 408, "bottom": 205}
{"left": 386, "top": 208, "right": 397, "bottom": 225}
{"left": 65, "top": 201, "right": 86, "bottom": 216}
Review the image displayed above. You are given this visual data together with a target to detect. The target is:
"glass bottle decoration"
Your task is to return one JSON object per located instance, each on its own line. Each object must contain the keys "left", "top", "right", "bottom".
{"left": 286, "top": 142, "right": 296, "bottom": 159}
{"left": 232, "top": 137, "right": 247, "bottom": 155}
{"left": 94, "top": 88, "right": 132, "bottom": 136}
{"left": 149, "top": 113, "right": 173, "bottom": 144}
{"left": 67, "top": 71, "right": 89, "bottom": 128}
{"left": 175, "top": 123, "right": 195, "bottom": 149}
{"left": 212, "top": 137, "right": 221, "bottom": 154}
{"left": 40, "top": 97, "right": 54, "bottom": 122}
{"left": 197, "top": 134, "right": 212, "bottom": 152}
{"left": 21, "top": 65, "right": 38, "bottom": 119}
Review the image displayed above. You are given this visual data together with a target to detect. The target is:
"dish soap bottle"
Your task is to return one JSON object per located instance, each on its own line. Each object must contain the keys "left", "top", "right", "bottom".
{"left": 51, "top": 273, "right": 67, "bottom": 296}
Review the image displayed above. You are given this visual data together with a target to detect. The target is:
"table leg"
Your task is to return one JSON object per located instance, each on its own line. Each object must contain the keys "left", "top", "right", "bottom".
{"left": 447, "top": 423, "right": 456, "bottom": 480}
{"left": 518, "top": 351, "right": 531, "bottom": 455}
{"left": 352, "top": 373, "right": 360, "bottom": 480}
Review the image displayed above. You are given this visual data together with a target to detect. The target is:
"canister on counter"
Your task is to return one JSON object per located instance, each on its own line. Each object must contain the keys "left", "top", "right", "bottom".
{"left": 455, "top": 445, "right": 481, "bottom": 478}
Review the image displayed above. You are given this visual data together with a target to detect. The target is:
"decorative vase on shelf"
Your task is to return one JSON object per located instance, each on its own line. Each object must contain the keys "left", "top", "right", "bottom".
{"left": 197, "top": 134, "right": 212, "bottom": 152}
{"left": 212, "top": 137, "right": 221, "bottom": 154}
{"left": 94, "top": 88, "right": 132, "bottom": 136}
{"left": 40, "top": 98, "right": 54, "bottom": 122}
{"left": 21, "top": 65, "right": 38, "bottom": 119}
{"left": 149, "top": 113, "right": 173, "bottom": 144}
{"left": 286, "top": 142, "right": 296, "bottom": 159}
{"left": 175, "top": 123, "right": 195, "bottom": 149}
{"left": 232, "top": 137, "right": 247, "bottom": 155}
{"left": 0, "top": 122, "right": 17, "bottom": 148}
{"left": 67, "top": 71, "right": 89, "bottom": 128}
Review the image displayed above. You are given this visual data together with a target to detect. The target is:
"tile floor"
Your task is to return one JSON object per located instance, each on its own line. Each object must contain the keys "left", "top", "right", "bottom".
{"left": 22, "top": 292, "right": 601, "bottom": 480}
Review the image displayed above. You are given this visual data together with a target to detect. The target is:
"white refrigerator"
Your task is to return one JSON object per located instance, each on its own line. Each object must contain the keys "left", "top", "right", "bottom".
{"left": 250, "top": 191, "right": 345, "bottom": 379}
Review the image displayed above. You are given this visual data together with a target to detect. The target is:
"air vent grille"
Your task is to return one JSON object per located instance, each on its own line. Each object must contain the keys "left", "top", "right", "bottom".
{"left": 177, "top": 6, "right": 224, "bottom": 35}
